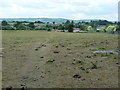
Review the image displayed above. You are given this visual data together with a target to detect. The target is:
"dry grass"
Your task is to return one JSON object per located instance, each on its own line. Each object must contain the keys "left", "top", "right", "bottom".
{"left": 2, "top": 30, "right": 118, "bottom": 88}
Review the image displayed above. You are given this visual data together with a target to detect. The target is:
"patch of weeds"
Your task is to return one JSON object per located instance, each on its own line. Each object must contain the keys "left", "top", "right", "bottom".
{"left": 90, "top": 61, "right": 99, "bottom": 69}
{"left": 80, "top": 67, "right": 85, "bottom": 70}
{"left": 109, "top": 52, "right": 114, "bottom": 54}
{"left": 98, "top": 48, "right": 106, "bottom": 50}
{"left": 85, "top": 55, "right": 92, "bottom": 58}
{"left": 107, "top": 54, "right": 116, "bottom": 59}
{"left": 92, "top": 53, "right": 97, "bottom": 56}
{"left": 41, "top": 44, "right": 46, "bottom": 47}
{"left": 99, "top": 53, "right": 109, "bottom": 57}
{"left": 90, "top": 48, "right": 98, "bottom": 51}
{"left": 100, "top": 53, "right": 106, "bottom": 57}
{"left": 100, "top": 41, "right": 104, "bottom": 44}
{"left": 114, "top": 56, "right": 117, "bottom": 59}
{"left": 74, "top": 45, "right": 81, "bottom": 48}
{"left": 81, "top": 52, "right": 84, "bottom": 54}
{"left": 85, "top": 44, "right": 89, "bottom": 47}
{"left": 72, "top": 60, "right": 84, "bottom": 65}
{"left": 90, "top": 43, "right": 94, "bottom": 46}
{"left": 66, "top": 48, "right": 71, "bottom": 50}
{"left": 72, "top": 61, "right": 77, "bottom": 64}
{"left": 78, "top": 61, "right": 84, "bottom": 65}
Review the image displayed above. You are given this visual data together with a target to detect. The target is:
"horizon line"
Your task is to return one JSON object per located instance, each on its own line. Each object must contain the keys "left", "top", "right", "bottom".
{"left": 0, "top": 17, "right": 116, "bottom": 21}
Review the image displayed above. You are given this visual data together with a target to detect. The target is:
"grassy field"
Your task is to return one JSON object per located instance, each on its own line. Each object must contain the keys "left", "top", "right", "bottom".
{"left": 2, "top": 30, "right": 119, "bottom": 88}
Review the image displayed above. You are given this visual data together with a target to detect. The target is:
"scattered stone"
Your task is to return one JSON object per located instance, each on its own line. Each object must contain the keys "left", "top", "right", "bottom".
{"left": 86, "top": 68, "right": 89, "bottom": 70}
{"left": 61, "top": 45, "right": 64, "bottom": 47}
{"left": 38, "top": 46, "right": 41, "bottom": 48}
{"left": 33, "top": 79, "right": 38, "bottom": 81}
{"left": 67, "top": 48, "right": 71, "bottom": 50}
{"left": 66, "top": 67, "right": 71, "bottom": 70}
{"left": 86, "top": 71, "right": 89, "bottom": 73}
{"left": 53, "top": 51, "right": 60, "bottom": 53}
{"left": 64, "top": 55, "right": 67, "bottom": 57}
{"left": 90, "top": 43, "right": 94, "bottom": 46}
{"left": 81, "top": 78, "right": 85, "bottom": 81}
{"left": 0, "top": 54, "right": 4, "bottom": 57}
{"left": 72, "top": 61, "right": 77, "bottom": 64}
{"left": 21, "top": 84, "right": 26, "bottom": 86}
{"left": 78, "top": 61, "right": 82, "bottom": 63}
{"left": 48, "top": 81, "right": 50, "bottom": 83}
{"left": 81, "top": 68, "right": 85, "bottom": 70}
{"left": 42, "top": 44, "right": 46, "bottom": 47}
{"left": 100, "top": 42, "right": 104, "bottom": 43}
{"left": 98, "top": 78, "right": 100, "bottom": 80}
{"left": 55, "top": 45, "right": 59, "bottom": 48}
{"left": 48, "top": 71, "right": 51, "bottom": 72}
{"left": 41, "top": 75, "right": 44, "bottom": 78}
{"left": 68, "top": 52, "right": 73, "bottom": 54}
{"left": 80, "top": 67, "right": 85, "bottom": 70}
{"left": 22, "top": 76, "right": 29, "bottom": 79}
{"left": 117, "top": 65, "right": 120, "bottom": 68}
{"left": 81, "top": 52, "right": 84, "bottom": 54}
{"left": 85, "top": 56, "right": 92, "bottom": 58}
{"left": 59, "top": 43, "right": 61, "bottom": 46}
{"left": 6, "top": 86, "right": 12, "bottom": 90}
{"left": 72, "top": 60, "right": 84, "bottom": 65}
{"left": 0, "top": 48, "right": 4, "bottom": 50}
{"left": 35, "top": 48, "right": 38, "bottom": 51}
{"left": 21, "top": 55, "right": 26, "bottom": 57}
{"left": 73, "top": 74, "right": 81, "bottom": 78}
{"left": 46, "top": 59, "right": 55, "bottom": 63}
{"left": 73, "top": 58, "right": 76, "bottom": 60}
{"left": 21, "top": 86, "right": 27, "bottom": 90}
{"left": 40, "top": 56, "right": 44, "bottom": 58}
{"left": 35, "top": 66, "right": 38, "bottom": 68}
{"left": 61, "top": 61, "right": 64, "bottom": 63}
{"left": 68, "top": 43, "right": 72, "bottom": 44}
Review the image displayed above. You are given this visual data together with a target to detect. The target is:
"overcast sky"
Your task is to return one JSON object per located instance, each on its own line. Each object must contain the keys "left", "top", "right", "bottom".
{"left": 0, "top": 0, "right": 119, "bottom": 21}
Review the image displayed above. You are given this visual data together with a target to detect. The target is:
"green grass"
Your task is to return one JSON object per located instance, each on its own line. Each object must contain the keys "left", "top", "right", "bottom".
{"left": 2, "top": 30, "right": 118, "bottom": 88}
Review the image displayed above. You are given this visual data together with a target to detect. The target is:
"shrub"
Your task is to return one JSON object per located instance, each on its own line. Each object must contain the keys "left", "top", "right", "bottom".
{"left": 91, "top": 61, "right": 98, "bottom": 69}
{"left": 17, "top": 24, "right": 27, "bottom": 30}
{"left": 35, "top": 27, "right": 47, "bottom": 30}
{"left": 47, "top": 29, "right": 51, "bottom": 31}
{"left": 106, "top": 25, "right": 116, "bottom": 32}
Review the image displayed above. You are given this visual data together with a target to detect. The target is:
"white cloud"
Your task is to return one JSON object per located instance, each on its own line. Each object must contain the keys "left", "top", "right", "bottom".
{"left": 0, "top": 0, "right": 119, "bottom": 20}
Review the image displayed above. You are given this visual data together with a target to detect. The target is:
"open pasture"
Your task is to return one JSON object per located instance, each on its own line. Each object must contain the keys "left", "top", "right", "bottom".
{"left": 2, "top": 30, "right": 118, "bottom": 88}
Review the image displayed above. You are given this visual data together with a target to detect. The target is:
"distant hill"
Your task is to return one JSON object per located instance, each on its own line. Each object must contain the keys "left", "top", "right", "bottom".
{"left": 0, "top": 18, "right": 68, "bottom": 23}
{"left": 0, "top": 18, "right": 115, "bottom": 23}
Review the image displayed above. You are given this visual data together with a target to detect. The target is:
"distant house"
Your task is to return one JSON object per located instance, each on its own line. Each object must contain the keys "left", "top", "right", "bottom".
{"left": 73, "top": 28, "right": 81, "bottom": 32}
{"left": 79, "top": 23, "right": 86, "bottom": 25}
{"left": 96, "top": 25, "right": 107, "bottom": 30}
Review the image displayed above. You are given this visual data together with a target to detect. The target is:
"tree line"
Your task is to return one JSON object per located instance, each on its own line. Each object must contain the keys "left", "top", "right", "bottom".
{"left": 0, "top": 20, "right": 119, "bottom": 32}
